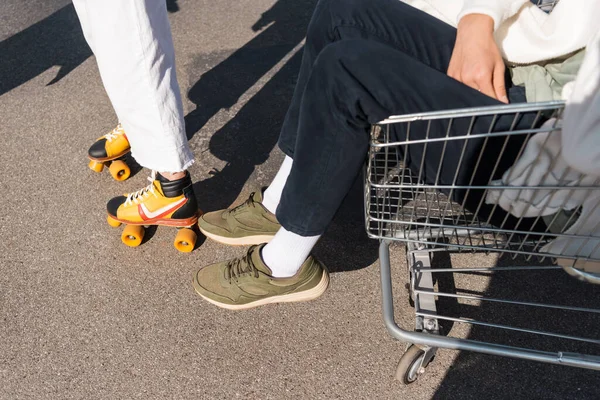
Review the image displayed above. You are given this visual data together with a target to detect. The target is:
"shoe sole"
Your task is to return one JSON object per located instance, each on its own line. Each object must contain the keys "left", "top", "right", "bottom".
{"left": 109, "top": 213, "right": 199, "bottom": 228}
{"left": 193, "top": 270, "right": 330, "bottom": 310}
{"left": 199, "top": 227, "right": 276, "bottom": 246}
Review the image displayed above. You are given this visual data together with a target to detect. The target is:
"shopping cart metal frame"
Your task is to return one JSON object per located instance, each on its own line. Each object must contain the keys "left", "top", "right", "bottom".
{"left": 364, "top": 100, "right": 600, "bottom": 384}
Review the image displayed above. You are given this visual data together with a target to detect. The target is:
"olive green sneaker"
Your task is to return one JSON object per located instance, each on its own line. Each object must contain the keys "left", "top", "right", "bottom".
{"left": 193, "top": 244, "right": 329, "bottom": 310}
{"left": 198, "top": 191, "right": 281, "bottom": 246}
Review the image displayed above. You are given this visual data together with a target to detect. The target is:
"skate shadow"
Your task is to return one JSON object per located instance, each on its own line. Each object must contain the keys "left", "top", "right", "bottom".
{"left": 140, "top": 225, "right": 159, "bottom": 246}
{"left": 122, "top": 153, "right": 144, "bottom": 180}
{"left": 427, "top": 255, "right": 600, "bottom": 399}
{"left": 0, "top": 4, "right": 92, "bottom": 96}
{"left": 140, "top": 224, "right": 206, "bottom": 250}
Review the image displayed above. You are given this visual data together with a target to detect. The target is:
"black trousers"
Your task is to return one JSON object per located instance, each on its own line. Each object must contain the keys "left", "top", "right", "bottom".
{"left": 276, "top": 0, "right": 538, "bottom": 236}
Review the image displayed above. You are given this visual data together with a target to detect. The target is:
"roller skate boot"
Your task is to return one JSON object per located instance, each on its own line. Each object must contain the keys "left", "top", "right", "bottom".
{"left": 88, "top": 124, "right": 132, "bottom": 181}
{"left": 106, "top": 171, "right": 200, "bottom": 252}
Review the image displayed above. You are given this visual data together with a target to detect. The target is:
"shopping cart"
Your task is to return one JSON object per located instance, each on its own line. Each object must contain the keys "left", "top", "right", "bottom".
{"left": 364, "top": 100, "right": 600, "bottom": 384}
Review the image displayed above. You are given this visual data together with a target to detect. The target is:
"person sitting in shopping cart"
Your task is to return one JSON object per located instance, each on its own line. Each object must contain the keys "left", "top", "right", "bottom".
{"left": 192, "top": 0, "right": 600, "bottom": 310}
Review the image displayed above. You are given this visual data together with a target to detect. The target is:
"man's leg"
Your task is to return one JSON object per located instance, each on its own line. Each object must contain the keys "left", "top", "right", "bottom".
{"left": 277, "top": 0, "right": 458, "bottom": 157}
{"left": 73, "top": 0, "right": 199, "bottom": 251}
{"left": 264, "top": 0, "right": 460, "bottom": 216}
{"left": 194, "top": 37, "right": 525, "bottom": 309}
{"left": 278, "top": 40, "right": 529, "bottom": 237}
{"left": 198, "top": 0, "right": 460, "bottom": 247}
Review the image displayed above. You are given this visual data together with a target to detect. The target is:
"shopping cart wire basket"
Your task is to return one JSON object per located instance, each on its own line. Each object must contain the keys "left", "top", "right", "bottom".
{"left": 364, "top": 100, "right": 600, "bottom": 383}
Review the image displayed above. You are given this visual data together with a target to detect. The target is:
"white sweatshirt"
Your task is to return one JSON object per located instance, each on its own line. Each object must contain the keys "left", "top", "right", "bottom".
{"left": 402, "top": 0, "right": 600, "bottom": 64}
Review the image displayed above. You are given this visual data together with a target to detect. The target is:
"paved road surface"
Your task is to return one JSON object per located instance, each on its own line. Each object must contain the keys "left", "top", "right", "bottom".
{"left": 1, "top": 1, "right": 598, "bottom": 398}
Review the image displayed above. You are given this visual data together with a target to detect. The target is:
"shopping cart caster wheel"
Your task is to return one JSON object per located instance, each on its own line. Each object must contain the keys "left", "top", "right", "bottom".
{"left": 396, "top": 345, "right": 426, "bottom": 384}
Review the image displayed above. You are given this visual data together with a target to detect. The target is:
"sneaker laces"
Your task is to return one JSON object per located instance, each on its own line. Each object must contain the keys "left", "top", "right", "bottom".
{"left": 125, "top": 171, "right": 159, "bottom": 206}
{"left": 224, "top": 249, "right": 259, "bottom": 282}
{"left": 230, "top": 193, "right": 257, "bottom": 213}
{"left": 104, "top": 124, "right": 126, "bottom": 142}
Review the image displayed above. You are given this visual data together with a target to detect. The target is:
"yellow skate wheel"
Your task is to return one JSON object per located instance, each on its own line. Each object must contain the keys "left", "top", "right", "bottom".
{"left": 121, "top": 225, "right": 144, "bottom": 247}
{"left": 107, "top": 215, "right": 122, "bottom": 228}
{"left": 109, "top": 160, "right": 130, "bottom": 181}
{"left": 174, "top": 228, "right": 197, "bottom": 253}
{"left": 89, "top": 160, "right": 105, "bottom": 173}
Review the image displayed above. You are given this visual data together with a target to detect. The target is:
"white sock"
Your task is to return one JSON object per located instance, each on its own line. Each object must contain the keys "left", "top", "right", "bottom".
{"left": 262, "top": 155, "right": 293, "bottom": 214}
{"left": 261, "top": 227, "right": 321, "bottom": 278}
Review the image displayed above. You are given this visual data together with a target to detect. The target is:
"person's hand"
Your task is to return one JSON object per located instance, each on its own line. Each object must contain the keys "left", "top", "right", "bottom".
{"left": 447, "top": 14, "right": 508, "bottom": 103}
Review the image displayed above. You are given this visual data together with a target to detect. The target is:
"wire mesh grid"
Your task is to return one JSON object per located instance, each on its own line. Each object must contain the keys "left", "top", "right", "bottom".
{"left": 365, "top": 102, "right": 600, "bottom": 267}
{"left": 408, "top": 251, "right": 600, "bottom": 348}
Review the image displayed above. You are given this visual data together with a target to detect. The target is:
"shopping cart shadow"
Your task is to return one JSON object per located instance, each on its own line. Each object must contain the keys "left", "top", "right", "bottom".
{"left": 429, "top": 254, "right": 600, "bottom": 399}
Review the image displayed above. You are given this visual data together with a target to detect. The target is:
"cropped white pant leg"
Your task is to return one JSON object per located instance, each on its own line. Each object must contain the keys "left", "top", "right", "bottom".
{"left": 72, "top": 0, "right": 194, "bottom": 172}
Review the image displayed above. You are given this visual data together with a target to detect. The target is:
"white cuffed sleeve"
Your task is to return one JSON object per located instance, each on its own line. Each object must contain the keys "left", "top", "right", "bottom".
{"left": 457, "top": 0, "right": 529, "bottom": 30}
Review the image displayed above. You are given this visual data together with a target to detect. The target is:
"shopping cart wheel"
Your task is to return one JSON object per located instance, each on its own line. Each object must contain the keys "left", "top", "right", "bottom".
{"left": 395, "top": 345, "right": 426, "bottom": 384}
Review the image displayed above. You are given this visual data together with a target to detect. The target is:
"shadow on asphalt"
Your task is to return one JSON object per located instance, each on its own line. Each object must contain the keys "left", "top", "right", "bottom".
{"left": 0, "top": 0, "right": 181, "bottom": 96}
{"left": 166, "top": 0, "right": 179, "bottom": 13}
{"left": 0, "top": 0, "right": 377, "bottom": 273}
{"left": 416, "top": 253, "right": 600, "bottom": 398}
{"left": 186, "top": 0, "right": 314, "bottom": 214}
{"left": 0, "top": 4, "right": 92, "bottom": 97}
{"left": 313, "top": 176, "right": 380, "bottom": 273}
{"left": 184, "top": 0, "right": 316, "bottom": 143}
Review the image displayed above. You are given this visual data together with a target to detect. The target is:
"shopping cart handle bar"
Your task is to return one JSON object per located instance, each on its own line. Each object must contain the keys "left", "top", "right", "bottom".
{"left": 369, "top": 126, "right": 558, "bottom": 146}
{"left": 368, "top": 182, "right": 599, "bottom": 191}
{"left": 376, "top": 100, "right": 565, "bottom": 125}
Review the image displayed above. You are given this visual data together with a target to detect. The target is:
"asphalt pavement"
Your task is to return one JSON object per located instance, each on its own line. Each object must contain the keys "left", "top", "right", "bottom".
{"left": 1, "top": 1, "right": 599, "bottom": 398}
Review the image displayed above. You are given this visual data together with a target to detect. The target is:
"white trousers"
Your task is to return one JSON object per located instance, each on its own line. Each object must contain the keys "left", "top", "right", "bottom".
{"left": 72, "top": 0, "right": 194, "bottom": 172}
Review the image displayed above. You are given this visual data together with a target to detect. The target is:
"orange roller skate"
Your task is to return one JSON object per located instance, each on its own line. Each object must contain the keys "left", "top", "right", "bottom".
{"left": 88, "top": 124, "right": 132, "bottom": 181}
{"left": 106, "top": 171, "right": 200, "bottom": 252}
